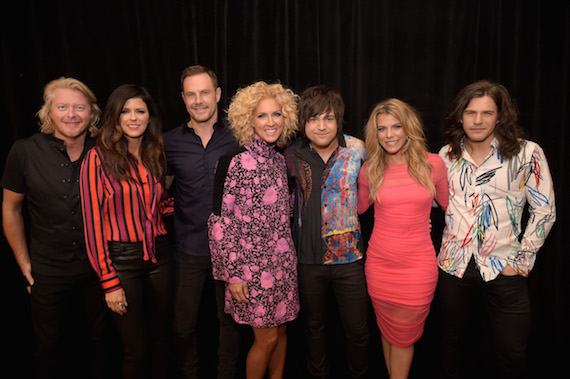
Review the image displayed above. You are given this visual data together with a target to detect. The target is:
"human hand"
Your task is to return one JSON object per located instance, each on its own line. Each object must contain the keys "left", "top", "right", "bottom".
{"left": 106, "top": 288, "right": 128, "bottom": 315}
{"left": 228, "top": 281, "right": 249, "bottom": 303}
{"left": 22, "top": 265, "right": 34, "bottom": 294}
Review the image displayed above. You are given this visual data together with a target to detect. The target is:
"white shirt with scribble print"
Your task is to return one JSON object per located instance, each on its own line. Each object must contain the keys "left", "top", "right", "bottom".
{"left": 438, "top": 138, "right": 556, "bottom": 282}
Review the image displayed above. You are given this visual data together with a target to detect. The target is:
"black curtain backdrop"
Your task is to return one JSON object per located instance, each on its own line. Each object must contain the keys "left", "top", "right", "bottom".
{"left": 1, "top": 1, "right": 568, "bottom": 378}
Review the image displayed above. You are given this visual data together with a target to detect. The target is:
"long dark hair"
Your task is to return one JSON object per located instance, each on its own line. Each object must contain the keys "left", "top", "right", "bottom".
{"left": 96, "top": 84, "right": 166, "bottom": 183}
{"left": 445, "top": 80, "right": 527, "bottom": 160}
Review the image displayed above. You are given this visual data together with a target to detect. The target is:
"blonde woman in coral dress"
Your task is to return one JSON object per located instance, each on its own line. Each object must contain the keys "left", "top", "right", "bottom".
{"left": 358, "top": 98, "right": 448, "bottom": 378}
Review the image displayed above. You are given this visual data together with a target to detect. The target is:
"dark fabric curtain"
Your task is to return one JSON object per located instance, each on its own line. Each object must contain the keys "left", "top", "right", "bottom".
{"left": 2, "top": 0, "right": 568, "bottom": 377}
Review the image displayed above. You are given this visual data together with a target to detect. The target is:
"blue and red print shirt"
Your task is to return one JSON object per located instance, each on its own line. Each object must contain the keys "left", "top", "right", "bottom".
{"left": 286, "top": 134, "right": 366, "bottom": 265}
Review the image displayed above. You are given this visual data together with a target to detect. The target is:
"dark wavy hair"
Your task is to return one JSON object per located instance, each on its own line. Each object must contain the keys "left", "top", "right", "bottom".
{"left": 96, "top": 84, "right": 166, "bottom": 183}
{"left": 445, "top": 80, "right": 527, "bottom": 160}
{"left": 298, "top": 85, "right": 344, "bottom": 137}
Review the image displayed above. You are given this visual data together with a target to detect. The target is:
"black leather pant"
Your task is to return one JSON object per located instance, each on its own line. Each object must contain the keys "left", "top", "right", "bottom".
{"left": 30, "top": 266, "right": 109, "bottom": 379}
{"left": 171, "top": 252, "right": 242, "bottom": 379}
{"left": 298, "top": 261, "right": 370, "bottom": 378}
{"left": 437, "top": 258, "right": 531, "bottom": 379}
{"left": 108, "top": 235, "right": 173, "bottom": 379}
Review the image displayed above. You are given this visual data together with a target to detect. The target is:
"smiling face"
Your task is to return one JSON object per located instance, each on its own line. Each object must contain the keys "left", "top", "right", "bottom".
{"left": 49, "top": 88, "right": 93, "bottom": 142}
{"left": 181, "top": 73, "right": 221, "bottom": 127}
{"left": 461, "top": 95, "right": 498, "bottom": 147}
{"left": 251, "top": 97, "right": 284, "bottom": 144}
{"left": 376, "top": 113, "right": 408, "bottom": 163}
{"left": 304, "top": 110, "right": 339, "bottom": 152}
{"left": 119, "top": 97, "right": 150, "bottom": 142}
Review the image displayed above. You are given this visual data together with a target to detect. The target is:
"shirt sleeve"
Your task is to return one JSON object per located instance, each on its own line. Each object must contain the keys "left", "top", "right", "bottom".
{"left": 163, "top": 130, "right": 175, "bottom": 177}
{"left": 80, "top": 148, "right": 121, "bottom": 293}
{"left": 1, "top": 140, "right": 27, "bottom": 193}
{"left": 508, "top": 143, "right": 556, "bottom": 276}
{"left": 158, "top": 189, "right": 174, "bottom": 218}
{"left": 209, "top": 154, "right": 250, "bottom": 284}
{"left": 357, "top": 163, "right": 373, "bottom": 214}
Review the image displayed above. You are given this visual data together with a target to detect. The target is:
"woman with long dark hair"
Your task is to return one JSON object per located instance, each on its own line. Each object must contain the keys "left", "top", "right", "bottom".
{"left": 80, "top": 84, "right": 173, "bottom": 378}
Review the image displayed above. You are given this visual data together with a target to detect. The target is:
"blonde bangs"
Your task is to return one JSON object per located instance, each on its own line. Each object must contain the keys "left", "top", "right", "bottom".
{"left": 227, "top": 82, "right": 299, "bottom": 148}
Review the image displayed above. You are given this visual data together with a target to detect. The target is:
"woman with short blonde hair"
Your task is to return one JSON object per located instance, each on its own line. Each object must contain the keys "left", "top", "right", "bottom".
{"left": 227, "top": 81, "right": 299, "bottom": 148}
{"left": 209, "top": 81, "right": 300, "bottom": 379}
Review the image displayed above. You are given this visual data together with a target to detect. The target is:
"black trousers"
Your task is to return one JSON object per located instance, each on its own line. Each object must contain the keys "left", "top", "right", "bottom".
{"left": 31, "top": 266, "right": 109, "bottom": 379}
{"left": 172, "top": 252, "right": 241, "bottom": 379}
{"left": 437, "top": 258, "right": 531, "bottom": 379}
{"left": 298, "top": 261, "right": 370, "bottom": 379}
{"left": 108, "top": 235, "right": 173, "bottom": 379}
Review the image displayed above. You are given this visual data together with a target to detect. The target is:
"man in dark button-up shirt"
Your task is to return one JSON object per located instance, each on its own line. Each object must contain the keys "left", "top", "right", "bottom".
{"left": 164, "top": 65, "right": 241, "bottom": 379}
{"left": 164, "top": 117, "right": 235, "bottom": 257}
{"left": 1, "top": 77, "right": 109, "bottom": 378}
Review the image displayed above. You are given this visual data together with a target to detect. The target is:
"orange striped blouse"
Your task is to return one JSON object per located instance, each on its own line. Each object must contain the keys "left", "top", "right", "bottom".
{"left": 80, "top": 146, "right": 173, "bottom": 293}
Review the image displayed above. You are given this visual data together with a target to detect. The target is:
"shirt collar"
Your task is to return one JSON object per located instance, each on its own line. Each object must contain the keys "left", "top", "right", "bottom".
{"left": 247, "top": 134, "right": 276, "bottom": 157}
{"left": 460, "top": 136, "right": 499, "bottom": 152}
{"left": 299, "top": 133, "right": 346, "bottom": 151}
{"left": 182, "top": 118, "right": 227, "bottom": 134}
{"left": 45, "top": 132, "right": 94, "bottom": 153}
{"left": 460, "top": 136, "right": 499, "bottom": 164}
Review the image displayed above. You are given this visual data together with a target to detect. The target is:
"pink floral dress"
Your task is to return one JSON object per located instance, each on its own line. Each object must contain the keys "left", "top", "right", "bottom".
{"left": 208, "top": 136, "right": 299, "bottom": 328}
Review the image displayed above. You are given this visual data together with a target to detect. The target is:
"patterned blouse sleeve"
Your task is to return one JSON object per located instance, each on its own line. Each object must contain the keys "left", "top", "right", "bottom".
{"left": 158, "top": 187, "right": 174, "bottom": 218}
{"left": 509, "top": 143, "right": 556, "bottom": 276}
{"left": 210, "top": 154, "right": 249, "bottom": 284}
{"left": 80, "top": 148, "right": 121, "bottom": 293}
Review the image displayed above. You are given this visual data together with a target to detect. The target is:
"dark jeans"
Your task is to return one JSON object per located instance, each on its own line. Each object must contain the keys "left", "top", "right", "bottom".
{"left": 109, "top": 235, "right": 173, "bottom": 379}
{"left": 31, "top": 266, "right": 109, "bottom": 379}
{"left": 298, "top": 261, "right": 370, "bottom": 378}
{"left": 172, "top": 252, "right": 241, "bottom": 379}
{"left": 437, "top": 258, "right": 531, "bottom": 379}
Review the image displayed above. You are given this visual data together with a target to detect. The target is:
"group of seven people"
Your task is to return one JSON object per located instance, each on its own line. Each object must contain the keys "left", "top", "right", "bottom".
{"left": 2, "top": 65, "right": 556, "bottom": 379}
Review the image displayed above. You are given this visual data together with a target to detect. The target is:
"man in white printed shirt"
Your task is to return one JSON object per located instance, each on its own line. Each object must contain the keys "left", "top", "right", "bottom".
{"left": 437, "top": 80, "right": 556, "bottom": 378}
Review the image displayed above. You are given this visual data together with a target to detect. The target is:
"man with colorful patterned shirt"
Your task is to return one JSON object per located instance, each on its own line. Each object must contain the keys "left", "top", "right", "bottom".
{"left": 285, "top": 85, "right": 369, "bottom": 379}
{"left": 437, "top": 80, "right": 556, "bottom": 378}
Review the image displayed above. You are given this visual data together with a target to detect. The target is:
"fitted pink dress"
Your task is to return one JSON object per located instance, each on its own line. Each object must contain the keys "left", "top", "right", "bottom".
{"left": 358, "top": 153, "right": 448, "bottom": 348}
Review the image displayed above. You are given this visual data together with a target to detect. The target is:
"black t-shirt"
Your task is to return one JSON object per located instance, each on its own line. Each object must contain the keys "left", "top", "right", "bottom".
{"left": 1, "top": 133, "right": 95, "bottom": 275}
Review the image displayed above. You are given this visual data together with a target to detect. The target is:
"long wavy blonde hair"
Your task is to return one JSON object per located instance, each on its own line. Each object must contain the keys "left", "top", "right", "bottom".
{"left": 363, "top": 98, "right": 434, "bottom": 201}
{"left": 227, "top": 81, "right": 299, "bottom": 148}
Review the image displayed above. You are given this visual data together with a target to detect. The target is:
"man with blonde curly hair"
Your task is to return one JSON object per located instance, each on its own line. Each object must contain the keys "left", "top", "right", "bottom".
{"left": 2, "top": 77, "right": 108, "bottom": 377}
